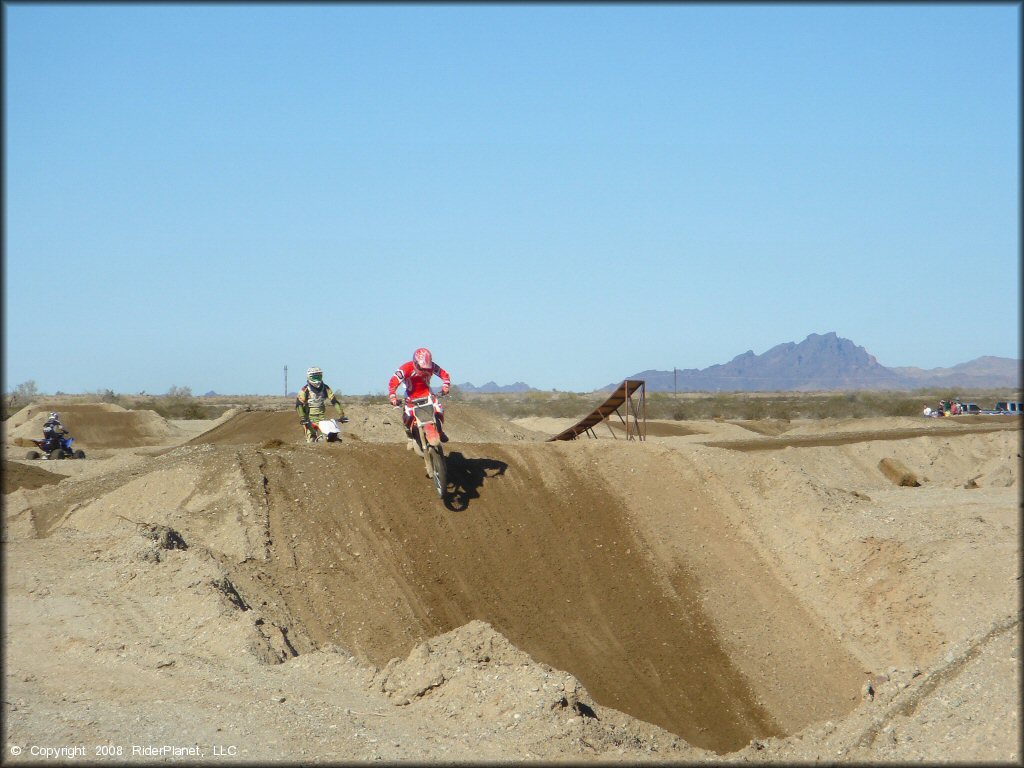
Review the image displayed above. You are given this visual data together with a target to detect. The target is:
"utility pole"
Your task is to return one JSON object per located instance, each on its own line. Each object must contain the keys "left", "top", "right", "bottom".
{"left": 674, "top": 367, "right": 678, "bottom": 398}
{"left": 284, "top": 366, "right": 288, "bottom": 397}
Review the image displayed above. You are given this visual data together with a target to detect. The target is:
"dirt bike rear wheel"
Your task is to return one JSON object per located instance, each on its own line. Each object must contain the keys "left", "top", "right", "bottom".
{"left": 427, "top": 446, "right": 446, "bottom": 500}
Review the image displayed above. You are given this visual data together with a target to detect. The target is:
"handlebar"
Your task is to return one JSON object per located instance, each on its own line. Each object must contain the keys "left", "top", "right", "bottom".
{"left": 391, "top": 390, "right": 448, "bottom": 408}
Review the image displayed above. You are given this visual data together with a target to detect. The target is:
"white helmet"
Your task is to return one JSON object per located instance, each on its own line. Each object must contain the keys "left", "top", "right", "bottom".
{"left": 48, "top": 412, "right": 60, "bottom": 422}
{"left": 306, "top": 367, "right": 323, "bottom": 386}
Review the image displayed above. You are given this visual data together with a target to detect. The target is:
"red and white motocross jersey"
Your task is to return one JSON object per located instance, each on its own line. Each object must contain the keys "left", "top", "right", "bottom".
{"left": 388, "top": 361, "right": 451, "bottom": 400}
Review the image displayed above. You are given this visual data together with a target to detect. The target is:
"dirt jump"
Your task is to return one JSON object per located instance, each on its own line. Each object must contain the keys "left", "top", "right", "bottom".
{"left": 2, "top": 400, "right": 1019, "bottom": 762}
{"left": 5, "top": 403, "right": 190, "bottom": 449}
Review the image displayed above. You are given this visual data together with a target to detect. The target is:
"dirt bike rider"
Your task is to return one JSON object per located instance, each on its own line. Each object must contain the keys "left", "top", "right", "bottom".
{"left": 295, "top": 367, "right": 345, "bottom": 442}
{"left": 388, "top": 347, "right": 451, "bottom": 444}
{"left": 41, "top": 412, "right": 68, "bottom": 452}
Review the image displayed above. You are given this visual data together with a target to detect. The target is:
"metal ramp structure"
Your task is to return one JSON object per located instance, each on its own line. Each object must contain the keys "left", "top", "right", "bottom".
{"left": 547, "top": 379, "right": 647, "bottom": 442}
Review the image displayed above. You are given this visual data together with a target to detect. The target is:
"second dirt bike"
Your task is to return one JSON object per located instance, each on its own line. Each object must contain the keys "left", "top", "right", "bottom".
{"left": 307, "top": 418, "right": 344, "bottom": 443}
{"left": 401, "top": 392, "right": 448, "bottom": 501}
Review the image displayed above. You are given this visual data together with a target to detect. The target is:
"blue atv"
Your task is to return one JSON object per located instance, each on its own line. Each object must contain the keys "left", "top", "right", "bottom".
{"left": 26, "top": 434, "right": 85, "bottom": 460}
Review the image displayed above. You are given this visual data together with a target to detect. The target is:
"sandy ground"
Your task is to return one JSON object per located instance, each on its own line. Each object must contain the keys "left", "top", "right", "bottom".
{"left": 2, "top": 401, "right": 1020, "bottom": 763}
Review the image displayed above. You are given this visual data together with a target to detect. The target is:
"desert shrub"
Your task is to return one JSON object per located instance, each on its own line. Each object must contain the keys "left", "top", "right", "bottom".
{"left": 477, "top": 388, "right": 1008, "bottom": 422}
{"left": 738, "top": 398, "right": 767, "bottom": 420}
{"left": 13, "top": 380, "right": 39, "bottom": 401}
{"left": 182, "top": 403, "right": 205, "bottom": 419}
{"left": 3, "top": 381, "right": 42, "bottom": 420}
{"left": 4, "top": 380, "right": 38, "bottom": 416}
{"left": 459, "top": 391, "right": 605, "bottom": 421}
{"left": 123, "top": 387, "right": 228, "bottom": 420}
{"left": 146, "top": 398, "right": 227, "bottom": 419}
{"left": 670, "top": 404, "right": 694, "bottom": 421}
{"left": 94, "top": 388, "right": 120, "bottom": 404}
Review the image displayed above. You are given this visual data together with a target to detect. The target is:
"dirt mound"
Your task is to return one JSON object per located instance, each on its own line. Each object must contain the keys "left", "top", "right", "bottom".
{"left": 702, "top": 420, "right": 1018, "bottom": 452}
{"left": 188, "top": 409, "right": 303, "bottom": 445}
{"left": 189, "top": 403, "right": 549, "bottom": 447}
{"left": 243, "top": 439, "right": 795, "bottom": 753}
{"left": 727, "top": 418, "right": 793, "bottom": 436}
{"left": 4, "top": 403, "right": 184, "bottom": 448}
{"left": 608, "top": 419, "right": 708, "bottom": 437}
{"left": 371, "top": 619, "right": 594, "bottom": 711}
{"left": 441, "top": 401, "right": 549, "bottom": 442}
{"left": 2, "top": 460, "right": 63, "bottom": 494}
{"left": 511, "top": 416, "right": 576, "bottom": 435}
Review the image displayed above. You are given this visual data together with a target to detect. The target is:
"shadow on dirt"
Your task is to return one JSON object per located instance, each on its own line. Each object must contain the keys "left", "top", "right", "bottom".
{"left": 443, "top": 452, "right": 508, "bottom": 511}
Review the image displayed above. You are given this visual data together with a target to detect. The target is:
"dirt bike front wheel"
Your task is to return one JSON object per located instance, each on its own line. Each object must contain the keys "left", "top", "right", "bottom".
{"left": 427, "top": 446, "right": 447, "bottom": 501}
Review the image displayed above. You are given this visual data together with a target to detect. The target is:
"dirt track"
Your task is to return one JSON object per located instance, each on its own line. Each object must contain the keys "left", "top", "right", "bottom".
{"left": 2, "top": 402, "right": 1020, "bottom": 762}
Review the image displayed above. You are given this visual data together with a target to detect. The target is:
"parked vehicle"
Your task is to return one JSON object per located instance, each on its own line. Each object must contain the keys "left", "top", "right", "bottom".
{"left": 926, "top": 399, "right": 985, "bottom": 417}
{"left": 994, "top": 401, "right": 1023, "bottom": 414}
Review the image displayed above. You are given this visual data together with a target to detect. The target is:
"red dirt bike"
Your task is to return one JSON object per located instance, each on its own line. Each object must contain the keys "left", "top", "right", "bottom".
{"left": 396, "top": 392, "right": 448, "bottom": 501}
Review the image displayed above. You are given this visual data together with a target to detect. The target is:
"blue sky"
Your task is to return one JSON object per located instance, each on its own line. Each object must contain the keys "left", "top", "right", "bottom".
{"left": 4, "top": 3, "right": 1019, "bottom": 395}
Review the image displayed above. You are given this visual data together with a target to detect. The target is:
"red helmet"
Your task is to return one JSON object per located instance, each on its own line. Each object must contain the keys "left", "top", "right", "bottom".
{"left": 413, "top": 347, "right": 433, "bottom": 372}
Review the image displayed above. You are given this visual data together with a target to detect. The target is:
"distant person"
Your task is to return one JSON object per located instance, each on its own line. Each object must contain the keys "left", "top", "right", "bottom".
{"left": 295, "top": 367, "right": 345, "bottom": 443}
{"left": 387, "top": 347, "right": 451, "bottom": 444}
{"left": 41, "top": 411, "right": 68, "bottom": 452}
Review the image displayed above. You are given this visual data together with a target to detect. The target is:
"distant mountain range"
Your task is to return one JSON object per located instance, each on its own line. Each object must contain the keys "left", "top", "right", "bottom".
{"left": 455, "top": 381, "right": 535, "bottom": 394}
{"left": 452, "top": 333, "right": 1018, "bottom": 394}
{"left": 613, "top": 333, "right": 1021, "bottom": 392}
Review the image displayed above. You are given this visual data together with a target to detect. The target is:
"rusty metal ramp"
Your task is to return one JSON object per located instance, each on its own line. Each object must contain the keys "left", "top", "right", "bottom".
{"left": 548, "top": 379, "right": 646, "bottom": 441}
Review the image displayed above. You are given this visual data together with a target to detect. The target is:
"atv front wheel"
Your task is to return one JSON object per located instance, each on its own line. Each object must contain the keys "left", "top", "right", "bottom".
{"left": 49, "top": 449, "right": 65, "bottom": 460}
{"left": 74, "top": 449, "right": 86, "bottom": 459}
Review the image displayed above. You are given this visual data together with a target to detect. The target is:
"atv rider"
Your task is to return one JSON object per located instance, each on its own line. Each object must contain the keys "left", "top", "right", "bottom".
{"left": 295, "top": 367, "right": 345, "bottom": 442}
{"left": 41, "top": 412, "right": 68, "bottom": 453}
{"left": 388, "top": 347, "right": 451, "bottom": 444}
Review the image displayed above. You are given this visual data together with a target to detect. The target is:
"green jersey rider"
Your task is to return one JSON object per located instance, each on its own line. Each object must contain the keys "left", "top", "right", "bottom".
{"left": 295, "top": 366, "right": 345, "bottom": 442}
